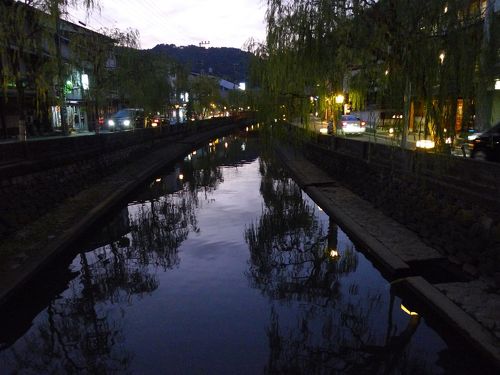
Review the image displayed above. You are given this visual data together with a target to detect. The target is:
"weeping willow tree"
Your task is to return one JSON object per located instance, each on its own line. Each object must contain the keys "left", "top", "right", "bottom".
{"left": 0, "top": 0, "right": 100, "bottom": 137}
{"left": 252, "top": 0, "right": 497, "bottom": 148}
{"left": 112, "top": 45, "right": 176, "bottom": 115}
{"left": 248, "top": 1, "right": 378, "bottom": 127}
{"left": 71, "top": 27, "right": 139, "bottom": 131}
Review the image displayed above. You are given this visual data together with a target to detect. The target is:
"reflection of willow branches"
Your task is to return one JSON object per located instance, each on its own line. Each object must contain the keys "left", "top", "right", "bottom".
{"left": 5, "top": 281, "right": 132, "bottom": 375}
{"left": 265, "top": 294, "right": 426, "bottom": 375}
{"left": 183, "top": 148, "right": 224, "bottom": 199}
{"left": 245, "top": 158, "right": 358, "bottom": 305}
{"left": 129, "top": 194, "right": 199, "bottom": 271}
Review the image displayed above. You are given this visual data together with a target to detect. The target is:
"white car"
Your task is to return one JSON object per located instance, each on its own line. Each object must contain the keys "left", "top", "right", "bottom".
{"left": 338, "top": 115, "right": 366, "bottom": 135}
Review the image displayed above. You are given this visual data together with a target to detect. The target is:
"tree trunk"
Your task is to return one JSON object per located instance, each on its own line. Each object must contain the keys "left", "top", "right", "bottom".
{"left": 475, "top": 0, "right": 495, "bottom": 131}
{"left": 0, "top": 97, "right": 7, "bottom": 139}
{"left": 401, "top": 77, "right": 411, "bottom": 148}
{"left": 54, "top": 11, "right": 68, "bottom": 135}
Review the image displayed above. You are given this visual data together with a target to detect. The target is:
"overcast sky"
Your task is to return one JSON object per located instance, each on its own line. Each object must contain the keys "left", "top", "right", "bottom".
{"left": 69, "top": 0, "right": 267, "bottom": 50}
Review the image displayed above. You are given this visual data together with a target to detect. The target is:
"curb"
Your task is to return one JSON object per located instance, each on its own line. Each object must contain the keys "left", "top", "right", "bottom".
{"left": 305, "top": 185, "right": 410, "bottom": 276}
{"left": 403, "top": 276, "right": 500, "bottom": 369}
{"left": 275, "top": 143, "right": 500, "bottom": 370}
{"left": 274, "top": 145, "right": 410, "bottom": 277}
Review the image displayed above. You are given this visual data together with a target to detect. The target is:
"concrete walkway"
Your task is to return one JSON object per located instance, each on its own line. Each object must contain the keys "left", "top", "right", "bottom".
{"left": 276, "top": 143, "right": 500, "bottom": 369}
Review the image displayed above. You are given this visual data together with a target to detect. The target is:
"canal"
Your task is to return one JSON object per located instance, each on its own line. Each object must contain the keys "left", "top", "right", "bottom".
{"left": 0, "top": 129, "right": 494, "bottom": 374}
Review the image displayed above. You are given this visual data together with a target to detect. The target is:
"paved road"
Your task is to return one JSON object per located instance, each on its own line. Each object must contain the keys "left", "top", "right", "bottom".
{"left": 296, "top": 116, "right": 468, "bottom": 157}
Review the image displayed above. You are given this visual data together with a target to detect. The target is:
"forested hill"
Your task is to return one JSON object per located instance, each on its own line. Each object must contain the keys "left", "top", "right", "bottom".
{"left": 151, "top": 44, "right": 251, "bottom": 83}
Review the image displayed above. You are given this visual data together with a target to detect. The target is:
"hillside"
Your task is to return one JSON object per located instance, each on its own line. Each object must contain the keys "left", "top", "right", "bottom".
{"left": 151, "top": 44, "right": 251, "bottom": 83}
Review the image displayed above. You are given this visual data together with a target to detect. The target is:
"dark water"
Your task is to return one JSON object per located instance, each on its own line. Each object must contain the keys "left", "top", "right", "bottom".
{"left": 0, "top": 131, "right": 495, "bottom": 374}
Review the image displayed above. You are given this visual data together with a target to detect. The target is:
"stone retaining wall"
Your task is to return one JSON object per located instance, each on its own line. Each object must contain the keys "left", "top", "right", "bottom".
{"left": 0, "top": 117, "right": 247, "bottom": 236}
{"left": 299, "top": 130, "right": 500, "bottom": 277}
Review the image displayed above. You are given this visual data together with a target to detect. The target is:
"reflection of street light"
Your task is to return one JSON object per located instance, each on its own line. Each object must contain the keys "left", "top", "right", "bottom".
{"left": 400, "top": 304, "right": 418, "bottom": 316}
{"left": 439, "top": 52, "right": 445, "bottom": 64}
{"left": 330, "top": 249, "right": 340, "bottom": 259}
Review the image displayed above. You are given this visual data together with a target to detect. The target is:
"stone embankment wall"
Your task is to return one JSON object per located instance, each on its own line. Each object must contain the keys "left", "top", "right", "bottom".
{"left": 298, "top": 130, "right": 500, "bottom": 277}
{"left": 0, "top": 117, "right": 248, "bottom": 236}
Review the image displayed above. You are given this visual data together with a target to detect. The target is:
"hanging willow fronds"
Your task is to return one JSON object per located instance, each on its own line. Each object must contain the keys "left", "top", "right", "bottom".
{"left": 253, "top": 0, "right": 496, "bottom": 141}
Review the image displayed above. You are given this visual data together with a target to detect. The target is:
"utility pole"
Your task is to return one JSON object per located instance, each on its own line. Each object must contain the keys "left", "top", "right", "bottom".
{"left": 198, "top": 41, "right": 210, "bottom": 75}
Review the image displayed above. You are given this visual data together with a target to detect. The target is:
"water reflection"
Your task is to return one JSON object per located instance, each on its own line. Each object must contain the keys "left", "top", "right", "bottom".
{"left": 0, "top": 134, "right": 259, "bottom": 373}
{"left": 245, "top": 158, "right": 358, "bottom": 303}
{"left": 2, "top": 258, "right": 132, "bottom": 374}
{"left": 246, "top": 156, "right": 431, "bottom": 374}
{"left": 0, "top": 131, "right": 494, "bottom": 374}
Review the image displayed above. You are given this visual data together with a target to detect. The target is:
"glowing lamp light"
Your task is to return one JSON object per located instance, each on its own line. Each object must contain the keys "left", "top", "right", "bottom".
{"left": 178, "top": 174, "right": 184, "bottom": 180}
{"left": 495, "top": 79, "right": 500, "bottom": 90}
{"left": 81, "top": 74, "right": 89, "bottom": 90}
{"left": 389, "top": 127, "right": 394, "bottom": 135}
{"left": 319, "top": 128, "right": 328, "bottom": 134}
{"left": 239, "top": 82, "right": 246, "bottom": 91}
{"left": 416, "top": 140, "right": 435, "bottom": 149}
{"left": 439, "top": 52, "right": 445, "bottom": 64}
{"left": 330, "top": 249, "right": 340, "bottom": 258}
{"left": 155, "top": 178, "right": 161, "bottom": 182}
{"left": 225, "top": 142, "right": 228, "bottom": 148}
{"left": 335, "top": 94, "right": 345, "bottom": 104}
{"left": 401, "top": 304, "right": 418, "bottom": 316}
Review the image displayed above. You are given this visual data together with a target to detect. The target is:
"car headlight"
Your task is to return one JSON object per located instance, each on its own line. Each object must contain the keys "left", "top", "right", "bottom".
{"left": 108, "top": 119, "right": 115, "bottom": 126}
{"left": 123, "top": 119, "right": 131, "bottom": 126}
{"left": 467, "top": 133, "right": 481, "bottom": 141}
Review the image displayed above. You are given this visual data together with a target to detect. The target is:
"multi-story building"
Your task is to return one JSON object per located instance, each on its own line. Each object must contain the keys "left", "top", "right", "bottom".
{"left": 0, "top": 1, "right": 115, "bottom": 138}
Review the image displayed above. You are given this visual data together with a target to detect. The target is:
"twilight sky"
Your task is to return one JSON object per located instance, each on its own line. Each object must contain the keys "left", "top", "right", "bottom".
{"left": 69, "top": 0, "right": 267, "bottom": 50}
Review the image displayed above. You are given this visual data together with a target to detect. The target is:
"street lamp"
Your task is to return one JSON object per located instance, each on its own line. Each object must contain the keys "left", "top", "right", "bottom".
{"left": 334, "top": 94, "right": 345, "bottom": 134}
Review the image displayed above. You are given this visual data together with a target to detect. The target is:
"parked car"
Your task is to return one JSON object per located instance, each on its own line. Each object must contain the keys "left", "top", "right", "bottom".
{"left": 147, "top": 114, "right": 167, "bottom": 127}
{"left": 470, "top": 122, "right": 500, "bottom": 162}
{"left": 106, "top": 108, "right": 145, "bottom": 131}
{"left": 337, "top": 115, "right": 367, "bottom": 135}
